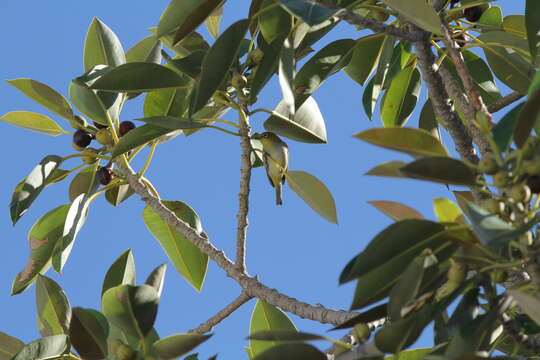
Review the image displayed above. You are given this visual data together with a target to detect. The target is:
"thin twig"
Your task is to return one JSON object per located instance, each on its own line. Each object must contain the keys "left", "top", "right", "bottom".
{"left": 488, "top": 91, "right": 525, "bottom": 114}
{"left": 117, "top": 166, "right": 359, "bottom": 325}
{"left": 188, "top": 291, "right": 253, "bottom": 334}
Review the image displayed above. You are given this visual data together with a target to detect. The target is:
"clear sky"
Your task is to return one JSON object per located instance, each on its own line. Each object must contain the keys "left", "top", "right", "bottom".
{"left": 0, "top": 1, "right": 526, "bottom": 359}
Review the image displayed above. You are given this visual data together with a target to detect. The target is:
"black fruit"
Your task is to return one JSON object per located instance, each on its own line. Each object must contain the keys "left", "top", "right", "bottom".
{"left": 97, "top": 167, "right": 113, "bottom": 185}
{"left": 93, "top": 121, "right": 108, "bottom": 129}
{"left": 119, "top": 121, "right": 136, "bottom": 136}
{"left": 464, "top": 6, "right": 483, "bottom": 22}
{"left": 73, "top": 130, "right": 93, "bottom": 148}
{"left": 527, "top": 175, "right": 540, "bottom": 194}
{"left": 450, "top": 0, "right": 459, "bottom": 4}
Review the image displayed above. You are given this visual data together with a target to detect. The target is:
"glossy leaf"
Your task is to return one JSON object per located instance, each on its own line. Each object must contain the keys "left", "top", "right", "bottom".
{"left": 102, "top": 284, "right": 159, "bottom": 339}
{"left": 364, "top": 36, "right": 396, "bottom": 119}
{"left": 6, "top": 79, "right": 74, "bottom": 120}
{"left": 145, "top": 263, "right": 167, "bottom": 298}
{"left": 163, "top": 49, "right": 206, "bottom": 79}
{"left": 143, "top": 200, "right": 208, "bottom": 291}
{"left": 153, "top": 334, "right": 212, "bottom": 359}
{"left": 105, "top": 184, "right": 135, "bottom": 207}
{"left": 84, "top": 17, "right": 126, "bottom": 72}
{"left": 362, "top": 77, "right": 377, "bottom": 120}
{"left": 517, "top": 86, "right": 540, "bottom": 147}
{"left": 11, "top": 335, "right": 69, "bottom": 360}
{"left": 275, "top": 0, "right": 336, "bottom": 26}
{"left": 344, "top": 34, "right": 385, "bottom": 86}
{"left": 69, "top": 307, "right": 109, "bottom": 360}
{"left": 400, "top": 157, "right": 477, "bottom": 186}
{"left": 69, "top": 166, "right": 99, "bottom": 202}
{"left": 191, "top": 19, "right": 249, "bottom": 114}
{"left": 264, "top": 96, "right": 327, "bottom": 143}
{"left": 478, "top": 6, "right": 503, "bottom": 27}
{"left": 157, "top": 29, "right": 210, "bottom": 57}
{"left": 355, "top": 127, "right": 448, "bottom": 158}
{"left": 111, "top": 124, "right": 173, "bottom": 158}
{"left": 526, "top": 0, "right": 540, "bottom": 61}
{"left": 365, "top": 161, "right": 407, "bottom": 178}
{"left": 11, "top": 205, "right": 70, "bottom": 295}
{"left": 102, "top": 249, "right": 136, "bottom": 296}
{"left": 144, "top": 75, "right": 193, "bottom": 119}
{"left": 285, "top": 170, "right": 337, "bottom": 224}
{"left": 10, "top": 155, "right": 64, "bottom": 225}
{"left": 69, "top": 78, "right": 110, "bottom": 126}
{"left": 433, "top": 198, "right": 463, "bottom": 223}
{"left": 249, "top": 300, "right": 297, "bottom": 357}
{"left": 259, "top": 0, "right": 292, "bottom": 43}
{"left": 278, "top": 37, "right": 295, "bottom": 118}
{"left": 0, "top": 332, "right": 23, "bottom": 360}
{"left": 36, "top": 275, "right": 71, "bottom": 336}
{"left": 508, "top": 290, "right": 540, "bottom": 326}
{"left": 250, "top": 37, "right": 286, "bottom": 102}
{"left": 294, "top": 39, "right": 355, "bottom": 107}
{"left": 253, "top": 343, "right": 326, "bottom": 360}
{"left": 380, "top": 0, "right": 441, "bottom": 34}
{"left": 368, "top": 200, "right": 423, "bottom": 221}
{"left": 126, "top": 36, "right": 162, "bottom": 64}
{"left": 0, "top": 111, "right": 66, "bottom": 136}
{"left": 176, "top": 1, "right": 224, "bottom": 44}
{"left": 492, "top": 103, "right": 523, "bottom": 153}
{"left": 381, "top": 67, "right": 421, "bottom": 127}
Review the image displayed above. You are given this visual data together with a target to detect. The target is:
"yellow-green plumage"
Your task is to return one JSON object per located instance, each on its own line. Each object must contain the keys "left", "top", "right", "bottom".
{"left": 257, "top": 132, "right": 289, "bottom": 205}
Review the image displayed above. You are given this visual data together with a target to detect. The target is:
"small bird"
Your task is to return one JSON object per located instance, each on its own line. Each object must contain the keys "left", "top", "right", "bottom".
{"left": 252, "top": 132, "right": 289, "bottom": 205}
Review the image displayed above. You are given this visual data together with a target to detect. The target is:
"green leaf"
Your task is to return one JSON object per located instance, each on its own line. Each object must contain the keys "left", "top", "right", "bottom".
{"left": 10, "top": 155, "right": 64, "bottom": 225}
{"left": 102, "top": 249, "right": 136, "bottom": 297}
{"left": 385, "top": 348, "right": 431, "bottom": 360}
{"left": 143, "top": 200, "right": 208, "bottom": 291}
{"left": 156, "top": 29, "right": 210, "bottom": 58}
{"left": 400, "top": 156, "right": 477, "bottom": 186}
{"left": 11, "top": 335, "right": 70, "bottom": 360}
{"left": 492, "top": 103, "right": 523, "bottom": 153}
{"left": 250, "top": 37, "right": 286, "bottom": 103}
{"left": 35, "top": 275, "right": 71, "bottom": 336}
{"left": 105, "top": 184, "right": 135, "bottom": 207}
{"left": 517, "top": 86, "right": 540, "bottom": 148}
{"left": 69, "top": 166, "right": 99, "bottom": 202}
{"left": 126, "top": 36, "right": 163, "bottom": 64}
{"left": 508, "top": 290, "right": 540, "bottom": 327}
{"left": 69, "top": 308, "right": 109, "bottom": 360}
{"left": 249, "top": 300, "right": 297, "bottom": 357}
{"left": 259, "top": 0, "right": 292, "bottom": 43}
{"left": 477, "top": 6, "right": 503, "bottom": 28}
{"left": 175, "top": 0, "right": 224, "bottom": 45}
{"left": 275, "top": 0, "right": 336, "bottom": 26}
{"left": 152, "top": 334, "right": 212, "bottom": 359}
{"left": 248, "top": 330, "right": 333, "bottom": 343}
{"left": 11, "top": 205, "right": 70, "bottom": 295}
{"left": 331, "top": 303, "right": 388, "bottom": 330}
{"left": 368, "top": 200, "right": 423, "bottom": 221}
{"left": 102, "top": 284, "right": 159, "bottom": 340}
{"left": 0, "top": 332, "right": 24, "bottom": 360}
{"left": 144, "top": 75, "right": 193, "bottom": 119}
{"left": 253, "top": 343, "right": 326, "bottom": 360}
{"left": 91, "top": 63, "right": 192, "bottom": 92}
{"left": 145, "top": 263, "right": 167, "bottom": 298}
{"left": 84, "top": 17, "right": 126, "bottom": 72}
{"left": 111, "top": 124, "right": 173, "bottom": 158}
{"left": 6, "top": 79, "right": 74, "bottom": 121}
{"left": 285, "top": 170, "right": 337, "bottom": 224}
{"left": 381, "top": 67, "right": 421, "bottom": 127}
{"left": 362, "top": 77, "right": 377, "bottom": 120}
{"left": 278, "top": 37, "right": 295, "bottom": 118}
{"left": 380, "top": 0, "right": 441, "bottom": 34}
{"left": 504, "top": 15, "right": 526, "bottom": 36}
{"left": 344, "top": 34, "right": 386, "bottom": 86}
{"left": 137, "top": 116, "right": 207, "bottom": 130}
{"left": 433, "top": 198, "right": 463, "bottom": 223}
{"left": 264, "top": 96, "right": 327, "bottom": 143}
{"left": 163, "top": 50, "right": 207, "bottom": 79}
{"left": 355, "top": 127, "right": 448, "bottom": 158}
{"left": 205, "top": 7, "right": 223, "bottom": 38}
{"left": 526, "top": 0, "right": 540, "bottom": 62}
{"left": 365, "top": 161, "right": 407, "bottom": 178}
{"left": 191, "top": 19, "right": 249, "bottom": 115}
{"left": 419, "top": 100, "right": 440, "bottom": 140}
{"left": 294, "top": 39, "right": 355, "bottom": 108}
{"left": 52, "top": 192, "right": 90, "bottom": 273}
{"left": 0, "top": 111, "right": 66, "bottom": 136}
{"left": 69, "top": 78, "right": 110, "bottom": 126}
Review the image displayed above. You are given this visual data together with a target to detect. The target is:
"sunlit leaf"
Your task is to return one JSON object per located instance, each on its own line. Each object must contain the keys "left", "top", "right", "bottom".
{"left": 400, "top": 157, "right": 477, "bottom": 186}
{"left": 102, "top": 249, "right": 136, "bottom": 296}
{"left": 368, "top": 200, "right": 423, "bottom": 221}
{"left": 0, "top": 332, "right": 24, "bottom": 360}
{"left": 381, "top": 67, "right": 421, "bottom": 127}
{"left": 380, "top": 0, "right": 441, "bottom": 34}
{"left": 0, "top": 111, "right": 67, "bottom": 136}
{"left": 153, "top": 334, "right": 212, "bottom": 359}
{"left": 11, "top": 335, "right": 70, "bottom": 360}
{"left": 84, "top": 17, "right": 126, "bottom": 72}
{"left": 344, "top": 34, "right": 385, "bottom": 86}
{"left": 36, "top": 275, "right": 71, "bottom": 337}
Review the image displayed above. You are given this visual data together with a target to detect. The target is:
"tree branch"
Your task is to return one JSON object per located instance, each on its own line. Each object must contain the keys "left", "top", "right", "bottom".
{"left": 188, "top": 291, "right": 253, "bottom": 334}
{"left": 235, "top": 108, "right": 252, "bottom": 273}
{"left": 488, "top": 91, "right": 525, "bottom": 114}
{"left": 116, "top": 166, "right": 359, "bottom": 325}
{"left": 500, "top": 313, "right": 540, "bottom": 354}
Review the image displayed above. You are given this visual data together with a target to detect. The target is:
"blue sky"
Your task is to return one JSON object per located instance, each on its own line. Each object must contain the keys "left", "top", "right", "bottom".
{"left": 0, "top": 1, "right": 526, "bottom": 359}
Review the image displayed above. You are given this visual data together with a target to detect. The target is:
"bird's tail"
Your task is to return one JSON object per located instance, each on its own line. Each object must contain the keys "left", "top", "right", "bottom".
{"left": 275, "top": 185, "right": 283, "bottom": 206}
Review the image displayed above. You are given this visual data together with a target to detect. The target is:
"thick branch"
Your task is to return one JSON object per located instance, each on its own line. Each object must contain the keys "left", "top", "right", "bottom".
{"left": 117, "top": 166, "right": 358, "bottom": 325}
{"left": 235, "top": 112, "right": 252, "bottom": 273}
{"left": 488, "top": 91, "right": 525, "bottom": 114}
{"left": 188, "top": 291, "right": 252, "bottom": 334}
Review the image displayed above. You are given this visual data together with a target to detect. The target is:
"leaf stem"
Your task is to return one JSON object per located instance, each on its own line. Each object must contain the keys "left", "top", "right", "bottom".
{"left": 139, "top": 142, "right": 157, "bottom": 177}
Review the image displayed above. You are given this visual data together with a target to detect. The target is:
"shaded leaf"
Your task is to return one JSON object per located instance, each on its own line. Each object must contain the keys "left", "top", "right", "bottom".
{"left": 285, "top": 170, "right": 337, "bottom": 224}
{"left": 36, "top": 275, "right": 71, "bottom": 336}
{"left": 368, "top": 200, "right": 423, "bottom": 221}
{"left": 331, "top": 304, "right": 388, "bottom": 330}
{"left": 365, "top": 161, "right": 407, "bottom": 178}
{"left": 137, "top": 116, "right": 207, "bottom": 130}
{"left": 380, "top": 0, "right": 441, "bottom": 34}
{"left": 69, "top": 307, "right": 109, "bottom": 360}
{"left": 419, "top": 100, "right": 440, "bottom": 140}
{"left": 259, "top": 0, "right": 292, "bottom": 44}
{"left": 145, "top": 263, "right": 167, "bottom": 298}
{"left": 250, "top": 37, "right": 286, "bottom": 103}
{"left": 84, "top": 17, "right": 125, "bottom": 72}
{"left": 0, "top": 332, "right": 24, "bottom": 360}
{"left": 69, "top": 166, "right": 99, "bottom": 202}
{"left": 381, "top": 67, "right": 421, "bottom": 127}
{"left": 143, "top": 201, "right": 208, "bottom": 291}
{"left": 153, "top": 334, "right": 212, "bottom": 359}
{"left": 493, "top": 103, "right": 523, "bottom": 153}
{"left": 508, "top": 290, "right": 540, "bottom": 327}
{"left": 105, "top": 184, "right": 135, "bottom": 207}
{"left": 6, "top": 79, "right": 74, "bottom": 121}
{"left": 126, "top": 36, "right": 163, "bottom": 64}
{"left": 11, "top": 335, "right": 69, "bottom": 360}
{"left": 0, "top": 111, "right": 66, "bottom": 136}
{"left": 69, "top": 78, "right": 110, "bottom": 126}
{"left": 400, "top": 157, "right": 477, "bottom": 186}
{"left": 517, "top": 86, "right": 540, "bottom": 148}
{"left": 275, "top": 0, "right": 336, "bottom": 26}
{"left": 173, "top": 1, "right": 225, "bottom": 45}
{"left": 526, "top": 0, "right": 540, "bottom": 62}
{"left": 248, "top": 330, "right": 332, "bottom": 343}
{"left": 163, "top": 50, "right": 206, "bottom": 79}
{"left": 102, "top": 249, "right": 136, "bottom": 297}
{"left": 10, "top": 155, "right": 64, "bottom": 225}
{"left": 385, "top": 348, "right": 431, "bottom": 360}
{"left": 344, "top": 34, "right": 385, "bottom": 86}
{"left": 144, "top": 75, "right": 193, "bottom": 119}
{"left": 111, "top": 124, "right": 173, "bottom": 158}
{"left": 254, "top": 343, "right": 326, "bottom": 360}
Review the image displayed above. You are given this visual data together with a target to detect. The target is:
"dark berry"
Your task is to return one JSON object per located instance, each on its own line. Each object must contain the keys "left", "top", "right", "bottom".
{"left": 450, "top": 0, "right": 459, "bottom": 4}
{"left": 464, "top": 6, "right": 483, "bottom": 22}
{"left": 97, "top": 167, "right": 113, "bottom": 185}
{"left": 454, "top": 33, "right": 466, "bottom": 48}
{"left": 527, "top": 175, "right": 540, "bottom": 194}
{"left": 73, "top": 129, "right": 93, "bottom": 148}
{"left": 93, "top": 121, "right": 108, "bottom": 129}
{"left": 119, "top": 121, "right": 136, "bottom": 136}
